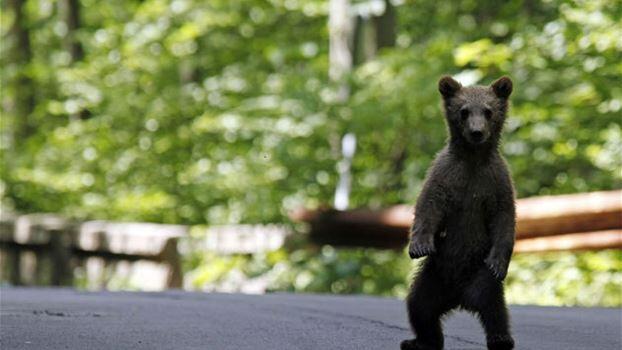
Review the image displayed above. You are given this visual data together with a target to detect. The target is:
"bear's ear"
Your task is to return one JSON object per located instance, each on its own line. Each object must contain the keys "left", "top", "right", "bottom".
{"left": 438, "top": 76, "right": 461, "bottom": 99}
{"left": 491, "top": 76, "right": 513, "bottom": 99}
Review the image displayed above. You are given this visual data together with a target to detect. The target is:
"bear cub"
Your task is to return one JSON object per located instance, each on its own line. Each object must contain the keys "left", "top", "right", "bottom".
{"left": 401, "top": 76, "right": 516, "bottom": 350}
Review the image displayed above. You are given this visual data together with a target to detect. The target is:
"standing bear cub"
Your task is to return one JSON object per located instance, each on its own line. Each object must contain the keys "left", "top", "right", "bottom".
{"left": 401, "top": 76, "right": 516, "bottom": 350}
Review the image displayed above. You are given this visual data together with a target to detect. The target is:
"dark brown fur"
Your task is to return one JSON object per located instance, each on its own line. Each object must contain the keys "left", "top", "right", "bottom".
{"left": 402, "top": 76, "right": 516, "bottom": 350}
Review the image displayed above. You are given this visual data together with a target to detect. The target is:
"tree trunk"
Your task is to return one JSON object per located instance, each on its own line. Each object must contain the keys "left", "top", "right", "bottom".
{"left": 328, "top": 0, "right": 353, "bottom": 101}
{"left": 7, "top": 0, "right": 35, "bottom": 141}
{"left": 59, "top": 0, "right": 84, "bottom": 62}
{"left": 373, "top": 0, "right": 396, "bottom": 50}
{"left": 352, "top": 0, "right": 396, "bottom": 65}
{"left": 58, "top": 0, "right": 91, "bottom": 120}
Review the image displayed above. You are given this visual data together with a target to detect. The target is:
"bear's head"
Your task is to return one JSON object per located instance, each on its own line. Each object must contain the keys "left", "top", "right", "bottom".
{"left": 438, "top": 76, "right": 513, "bottom": 147}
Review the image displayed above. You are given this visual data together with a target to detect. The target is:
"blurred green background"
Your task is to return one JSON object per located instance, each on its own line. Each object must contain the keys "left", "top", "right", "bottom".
{"left": 1, "top": 0, "right": 621, "bottom": 306}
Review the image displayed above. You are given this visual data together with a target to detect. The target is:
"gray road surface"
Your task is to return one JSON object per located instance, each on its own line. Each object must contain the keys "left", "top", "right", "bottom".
{"left": 0, "top": 288, "right": 620, "bottom": 349}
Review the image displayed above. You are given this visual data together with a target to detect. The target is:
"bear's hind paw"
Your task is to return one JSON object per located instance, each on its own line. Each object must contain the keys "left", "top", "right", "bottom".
{"left": 487, "top": 334, "right": 514, "bottom": 350}
{"left": 400, "top": 339, "right": 419, "bottom": 350}
{"left": 400, "top": 339, "right": 438, "bottom": 350}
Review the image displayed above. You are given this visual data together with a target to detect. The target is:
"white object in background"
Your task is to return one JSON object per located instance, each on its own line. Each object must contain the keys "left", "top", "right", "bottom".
{"left": 334, "top": 133, "right": 357, "bottom": 210}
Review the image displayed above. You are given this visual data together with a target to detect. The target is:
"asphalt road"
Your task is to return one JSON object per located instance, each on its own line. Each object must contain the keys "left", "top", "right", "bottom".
{"left": 0, "top": 288, "right": 620, "bottom": 350}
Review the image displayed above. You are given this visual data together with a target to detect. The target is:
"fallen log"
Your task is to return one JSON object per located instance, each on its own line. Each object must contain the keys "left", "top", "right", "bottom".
{"left": 292, "top": 190, "right": 622, "bottom": 249}
{"left": 514, "top": 229, "right": 622, "bottom": 253}
{"left": 515, "top": 190, "right": 622, "bottom": 238}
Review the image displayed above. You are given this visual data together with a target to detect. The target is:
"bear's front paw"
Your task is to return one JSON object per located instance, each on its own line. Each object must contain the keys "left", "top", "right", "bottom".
{"left": 485, "top": 256, "right": 509, "bottom": 281}
{"left": 408, "top": 234, "right": 435, "bottom": 259}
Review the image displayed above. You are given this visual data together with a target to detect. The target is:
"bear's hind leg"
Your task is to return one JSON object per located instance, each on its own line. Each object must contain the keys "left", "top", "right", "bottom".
{"left": 403, "top": 268, "right": 455, "bottom": 350}
{"left": 461, "top": 268, "right": 514, "bottom": 350}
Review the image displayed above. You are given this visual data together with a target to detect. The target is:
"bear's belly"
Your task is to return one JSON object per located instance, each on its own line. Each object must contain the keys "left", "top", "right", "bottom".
{"left": 435, "top": 224, "right": 490, "bottom": 260}
{"left": 431, "top": 208, "right": 492, "bottom": 281}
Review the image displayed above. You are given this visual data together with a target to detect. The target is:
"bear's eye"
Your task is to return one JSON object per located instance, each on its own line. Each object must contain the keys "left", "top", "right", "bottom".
{"left": 460, "top": 109, "right": 469, "bottom": 120}
{"left": 484, "top": 108, "right": 493, "bottom": 120}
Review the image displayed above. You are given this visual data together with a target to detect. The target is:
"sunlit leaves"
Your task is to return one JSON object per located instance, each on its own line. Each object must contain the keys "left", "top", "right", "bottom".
{"left": 454, "top": 39, "right": 512, "bottom": 68}
{"left": 2, "top": 0, "right": 620, "bottom": 224}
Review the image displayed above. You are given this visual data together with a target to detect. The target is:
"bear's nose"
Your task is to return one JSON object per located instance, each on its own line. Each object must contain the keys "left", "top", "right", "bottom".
{"left": 470, "top": 130, "right": 484, "bottom": 140}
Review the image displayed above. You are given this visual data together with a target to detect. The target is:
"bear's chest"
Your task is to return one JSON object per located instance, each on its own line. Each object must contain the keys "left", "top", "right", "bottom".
{"left": 446, "top": 166, "right": 496, "bottom": 214}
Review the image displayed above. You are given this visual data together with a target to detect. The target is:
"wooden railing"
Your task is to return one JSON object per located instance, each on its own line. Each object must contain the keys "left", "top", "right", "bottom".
{"left": 0, "top": 214, "right": 290, "bottom": 289}
{"left": 1, "top": 190, "right": 619, "bottom": 288}
{"left": 291, "top": 190, "right": 622, "bottom": 252}
{"left": 0, "top": 214, "right": 187, "bottom": 289}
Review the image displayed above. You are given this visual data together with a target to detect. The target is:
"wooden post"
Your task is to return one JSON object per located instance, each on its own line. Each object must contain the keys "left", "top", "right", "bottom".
{"left": 161, "top": 239, "right": 183, "bottom": 289}
{"left": 49, "top": 229, "right": 73, "bottom": 286}
{"left": 0, "top": 213, "right": 20, "bottom": 284}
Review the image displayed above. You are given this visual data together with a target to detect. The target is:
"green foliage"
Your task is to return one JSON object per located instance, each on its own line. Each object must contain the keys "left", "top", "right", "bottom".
{"left": 2, "top": 0, "right": 333, "bottom": 224}
{"left": 2, "top": 0, "right": 620, "bottom": 222}
{"left": 185, "top": 246, "right": 622, "bottom": 307}
{"left": 183, "top": 238, "right": 414, "bottom": 296}
{"left": 506, "top": 250, "right": 622, "bottom": 307}
{"left": 345, "top": 0, "right": 622, "bottom": 207}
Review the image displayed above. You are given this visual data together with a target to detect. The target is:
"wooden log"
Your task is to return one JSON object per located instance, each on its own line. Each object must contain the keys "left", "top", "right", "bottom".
{"left": 292, "top": 190, "right": 622, "bottom": 249}
{"left": 515, "top": 190, "right": 622, "bottom": 238}
{"left": 514, "top": 230, "right": 622, "bottom": 253}
{"left": 0, "top": 212, "right": 19, "bottom": 284}
{"left": 303, "top": 209, "right": 408, "bottom": 249}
